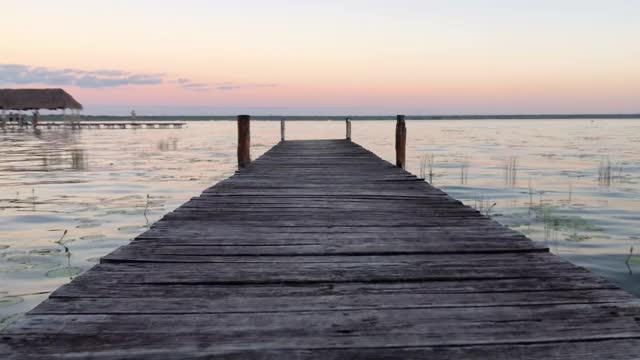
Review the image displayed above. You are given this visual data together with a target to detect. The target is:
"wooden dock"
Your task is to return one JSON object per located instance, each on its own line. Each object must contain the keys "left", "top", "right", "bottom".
{"left": 3, "top": 135, "right": 640, "bottom": 358}
{"left": 1, "top": 122, "right": 185, "bottom": 130}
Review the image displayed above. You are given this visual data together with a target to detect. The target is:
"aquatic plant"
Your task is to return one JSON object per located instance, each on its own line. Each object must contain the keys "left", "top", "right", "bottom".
{"left": 626, "top": 246, "right": 634, "bottom": 265}
{"left": 419, "top": 154, "right": 435, "bottom": 183}
{"left": 50, "top": 229, "right": 82, "bottom": 280}
{"left": 459, "top": 158, "right": 470, "bottom": 185}
{"left": 474, "top": 195, "right": 496, "bottom": 217}
{"left": 503, "top": 156, "right": 518, "bottom": 188}
{"left": 528, "top": 204, "right": 603, "bottom": 244}
{"left": 55, "top": 230, "right": 69, "bottom": 253}
{"left": 565, "top": 231, "right": 590, "bottom": 242}
{"left": 527, "top": 177, "right": 534, "bottom": 211}
{"left": 597, "top": 157, "right": 624, "bottom": 186}
{"left": 144, "top": 194, "right": 150, "bottom": 226}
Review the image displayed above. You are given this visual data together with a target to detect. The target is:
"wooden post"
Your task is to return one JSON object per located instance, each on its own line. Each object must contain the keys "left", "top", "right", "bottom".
{"left": 280, "top": 119, "right": 285, "bottom": 142}
{"left": 346, "top": 117, "right": 352, "bottom": 140}
{"left": 395, "top": 115, "right": 406, "bottom": 169}
{"left": 237, "top": 115, "right": 251, "bottom": 168}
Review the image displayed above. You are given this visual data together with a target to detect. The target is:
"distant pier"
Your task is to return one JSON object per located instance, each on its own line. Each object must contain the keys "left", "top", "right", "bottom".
{"left": 1, "top": 121, "right": 185, "bottom": 130}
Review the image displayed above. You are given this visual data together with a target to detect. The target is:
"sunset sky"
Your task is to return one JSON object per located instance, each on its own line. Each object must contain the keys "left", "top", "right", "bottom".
{"left": 1, "top": 0, "right": 639, "bottom": 115}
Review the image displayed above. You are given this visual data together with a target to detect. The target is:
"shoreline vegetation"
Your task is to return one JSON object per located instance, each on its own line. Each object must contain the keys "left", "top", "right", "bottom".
{"left": 37, "top": 114, "right": 640, "bottom": 122}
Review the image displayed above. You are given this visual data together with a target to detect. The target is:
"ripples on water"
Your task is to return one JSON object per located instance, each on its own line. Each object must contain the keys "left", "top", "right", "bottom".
{"left": 1, "top": 119, "right": 639, "bottom": 327}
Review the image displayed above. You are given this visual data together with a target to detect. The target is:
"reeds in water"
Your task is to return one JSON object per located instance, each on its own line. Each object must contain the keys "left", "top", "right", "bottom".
{"left": 419, "top": 154, "right": 435, "bottom": 183}
{"left": 474, "top": 195, "right": 496, "bottom": 217}
{"left": 503, "top": 156, "right": 518, "bottom": 188}
{"left": 459, "top": 158, "right": 470, "bottom": 185}
{"left": 597, "top": 157, "right": 623, "bottom": 186}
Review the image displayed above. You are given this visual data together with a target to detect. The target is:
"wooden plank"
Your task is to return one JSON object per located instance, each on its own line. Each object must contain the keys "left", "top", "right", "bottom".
{"left": 6, "top": 303, "right": 640, "bottom": 348}
{"left": 49, "top": 275, "right": 621, "bottom": 299}
{"left": 3, "top": 337, "right": 640, "bottom": 360}
{"left": 84, "top": 253, "right": 589, "bottom": 284}
{"left": 32, "top": 289, "right": 635, "bottom": 314}
{"left": 101, "top": 239, "right": 546, "bottom": 257}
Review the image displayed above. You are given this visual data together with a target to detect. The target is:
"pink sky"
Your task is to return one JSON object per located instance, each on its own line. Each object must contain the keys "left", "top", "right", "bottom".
{"left": 2, "top": 0, "right": 639, "bottom": 115}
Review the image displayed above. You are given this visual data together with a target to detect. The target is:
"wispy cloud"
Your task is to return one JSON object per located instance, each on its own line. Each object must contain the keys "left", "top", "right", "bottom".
{"left": 216, "top": 82, "right": 277, "bottom": 91}
{"left": 171, "top": 78, "right": 210, "bottom": 91}
{"left": 1, "top": 63, "right": 277, "bottom": 93}
{"left": 0, "top": 64, "right": 163, "bottom": 88}
{"left": 181, "top": 83, "right": 209, "bottom": 92}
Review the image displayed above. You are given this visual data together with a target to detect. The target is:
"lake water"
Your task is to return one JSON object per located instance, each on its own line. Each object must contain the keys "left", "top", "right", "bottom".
{"left": 2, "top": 119, "right": 640, "bottom": 328}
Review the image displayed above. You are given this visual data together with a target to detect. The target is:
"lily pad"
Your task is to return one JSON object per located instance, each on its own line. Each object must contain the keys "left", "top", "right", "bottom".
{"left": 76, "top": 222, "right": 101, "bottom": 229}
{"left": 0, "top": 245, "right": 9, "bottom": 250}
{"left": 0, "top": 296, "right": 24, "bottom": 308}
{"left": 28, "top": 248, "right": 62, "bottom": 255}
{"left": 46, "top": 266, "right": 83, "bottom": 278}
{"left": 565, "top": 233, "right": 591, "bottom": 242}
{"left": 80, "top": 234, "right": 106, "bottom": 241}
{"left": 118, "top": 225, "right": 148, "bottom": 233}
{"left": 4, "top": 254, "right": 61, "bottom": 271}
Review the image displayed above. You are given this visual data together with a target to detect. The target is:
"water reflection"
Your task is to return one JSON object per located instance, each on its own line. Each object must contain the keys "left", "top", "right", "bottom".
{"left": 157, "top": 137, "right": 179, "bottom": 151}
{"left": 0, "top": 129, "right": 86, "bottom": 175}
{"left": 70, "top": 149, "right": 88, "bottom": 170}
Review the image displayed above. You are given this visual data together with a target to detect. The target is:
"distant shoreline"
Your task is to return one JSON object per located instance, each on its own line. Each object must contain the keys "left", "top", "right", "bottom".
{"left": 39, "top": 114, "right": 640, "bottom": 121}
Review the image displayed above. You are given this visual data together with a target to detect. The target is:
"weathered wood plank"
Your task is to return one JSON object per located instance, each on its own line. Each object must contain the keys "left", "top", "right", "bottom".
{"left": 102, "top": 239, "right": 546, "bottom": 257}
{"left": 7, "top": 303, "right": 640, "bottom": 348}
{"left": 86, "top": 253, "right": 589, "bottom": 284}
{"left": 4, "top": 337, "right": 640, "bottom": 360}
{"left": 32, "top": 289, "right": 635, "bottom": 314}
{"left": 51, "top": 275, "right": 619, "bottom": 299}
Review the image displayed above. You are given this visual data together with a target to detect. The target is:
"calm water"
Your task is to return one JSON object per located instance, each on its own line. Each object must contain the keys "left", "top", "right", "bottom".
{"left": 1, "top": 119, "right": 640, "bottom": 327}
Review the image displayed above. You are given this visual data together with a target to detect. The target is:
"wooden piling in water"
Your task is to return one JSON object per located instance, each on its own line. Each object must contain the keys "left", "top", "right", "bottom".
{"left": 280, "top": 119, "right": 285, "bottom": 142}
{"left": 237, "top": 115, "right": 251, "bottom": 168}
{"left": 346, "top": 117, "right": 352, "bottom": 140}
{"left": 395, "top": 114, "right": 406, "bottom": 169}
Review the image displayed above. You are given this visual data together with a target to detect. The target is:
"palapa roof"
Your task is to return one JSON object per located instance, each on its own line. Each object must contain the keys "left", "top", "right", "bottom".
{"left": 0, "top": 88, "right": 83, "bottom": 111}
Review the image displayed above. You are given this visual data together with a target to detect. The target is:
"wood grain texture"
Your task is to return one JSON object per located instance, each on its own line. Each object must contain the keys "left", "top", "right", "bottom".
{"left": 3, "top": 139, "right": 640, "bottom": 359}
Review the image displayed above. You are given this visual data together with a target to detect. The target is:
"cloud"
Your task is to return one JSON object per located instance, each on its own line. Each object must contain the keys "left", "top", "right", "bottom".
{"left": 215, "top": 82, "right": 277, "bottom": 91}
{"left": 0, "top": 64, "right": 163, "bottom": 88}
{"left": 173, "top": 78, "right": 191, "bottom": 84}
{"left": 172, "top": 79, "right": 209, "bottom": 92}
{"left": 87, "top": 69, "right": 130, "bottom": 77}
{"left": 181, "top": 82, "right": 209, "bottom": 92}
{"left": 0, "top": 63, "right": 277, "bottom": 93}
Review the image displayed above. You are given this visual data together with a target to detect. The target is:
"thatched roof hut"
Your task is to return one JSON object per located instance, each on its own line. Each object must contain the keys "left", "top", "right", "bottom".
{"left": 0, "top": 89, "right": 83, "bottom": 111}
